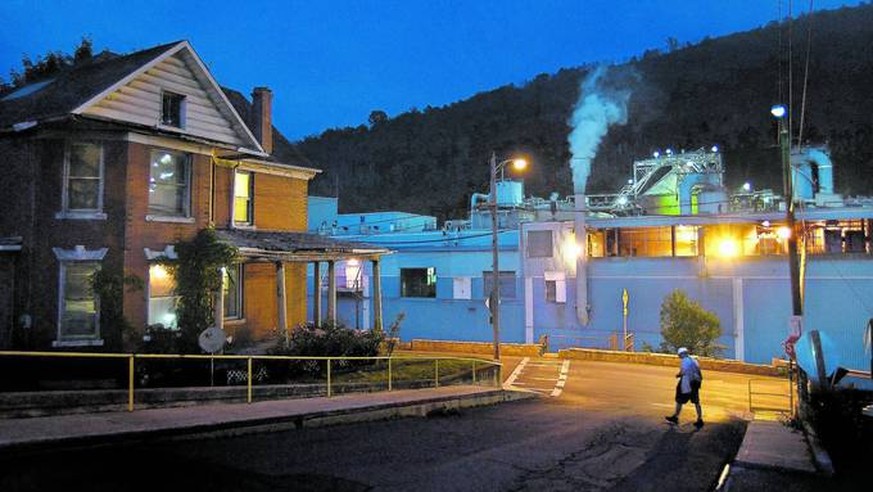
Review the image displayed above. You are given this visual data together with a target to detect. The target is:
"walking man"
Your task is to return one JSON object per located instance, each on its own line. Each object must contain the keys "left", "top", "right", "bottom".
{"left": 665, "top": 347, "right": 704, "bottom": 429}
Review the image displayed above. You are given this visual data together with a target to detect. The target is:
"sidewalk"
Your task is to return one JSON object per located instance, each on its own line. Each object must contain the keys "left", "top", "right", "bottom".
{"left": 0, "top": 385, "right": 533, "bottom": 457}
{"left": 720, "top": 416, "right": 835, "bottom": 491}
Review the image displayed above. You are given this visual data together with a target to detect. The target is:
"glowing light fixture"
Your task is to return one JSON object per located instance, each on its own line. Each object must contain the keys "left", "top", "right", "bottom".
{"left": 563, "top": 234, "right": 582, "bottom": 264}
{"left": 770, "top": 104, "right": 787, "bottom": 119}
{"left": 512, "top": 158, "right": 527, "bottom": 171}
{"left": 777, "top": 226, "right": 792, "bottom": 239}
{"left": 711, "top": 145, "right": 719, "bottom": 153}
{"left": 617, "top": 196, "right": 628, "bottom": 206}
{"left": 716, "top": 238, "right": 740, "bottom": 258}
{"left": 742, "top": 182, "right": 751, "bottom": 192}
{"left": 150, "top": 264, "right": 170, "bottom": 280}
{"left": 653, "top": 151, "right": 660, "bottom": 158}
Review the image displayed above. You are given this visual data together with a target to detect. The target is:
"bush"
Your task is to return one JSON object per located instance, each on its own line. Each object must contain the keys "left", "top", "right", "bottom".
{"left": 268, "top": 321, "right": 387, "bottom": 378}
{"left": 659, "top": 289, "right": 724, "bottom": 357}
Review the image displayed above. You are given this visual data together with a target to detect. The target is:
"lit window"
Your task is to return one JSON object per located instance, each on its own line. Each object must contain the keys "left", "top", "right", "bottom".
{"left": 161, "top": 91, "right": 185, "bottom": 128}
{"left": 233, "top": 171, "right": 254, "bottom": 225}
{"left": 223, "top": 264, "right": 243, "bottom": 320}
{"left": 148, "top": 264, "right": 179, "bottom": 329}
{"left": 588, "top": 230, "right": 606, "bottom": 258}
{"left": 59, "top": 262, "right": 100, "bottom": 339}
{"left": 527, "top": 230, "right": 553, "bottom": 258}
{"left": 401, "top": 267, "right": 436, "bottom": 298}
{"left": 344, "top": 260, "right": 362, "bottom": 290}
{"left": 64, "top": 142, "right": 103, "bottom": 212}
{"left": 148, "top": 150, "right": 190, "bottom": 217}
{"left": 618, "top": 227, "right": 673, "bottom": 257}
{"left": 674, "top": 226, "right": 699, "bottom": 257}
{"left": 483, "top": 271, "right": 516, "bottom": 299}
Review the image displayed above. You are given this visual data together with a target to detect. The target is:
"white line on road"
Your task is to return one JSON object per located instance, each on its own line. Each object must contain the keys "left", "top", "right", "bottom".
{"left": 503, "top": 357, "right": 529, "bottom": 388}
{"left": 550, "top": 360, "right": 571, "bottom": 398}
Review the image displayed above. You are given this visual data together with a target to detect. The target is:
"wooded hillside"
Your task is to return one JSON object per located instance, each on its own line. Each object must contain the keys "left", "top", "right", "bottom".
{"left": 298, "top": 4, "right": 873, "bottom": 221}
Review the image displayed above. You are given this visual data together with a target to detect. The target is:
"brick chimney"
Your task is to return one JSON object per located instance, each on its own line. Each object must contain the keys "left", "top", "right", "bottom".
{"left": 251, "top": 87, "right": 273, "bottom": 155}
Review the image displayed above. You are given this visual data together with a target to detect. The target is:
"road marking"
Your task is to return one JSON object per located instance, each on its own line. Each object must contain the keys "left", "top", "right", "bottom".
{"left": 503, "top": 357, "right": 529, "bottom": 388}
{"left": 550, "top": 360, "right": 571, "bottom": 398}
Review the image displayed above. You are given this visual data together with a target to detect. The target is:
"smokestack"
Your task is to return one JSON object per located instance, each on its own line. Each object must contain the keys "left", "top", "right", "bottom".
{"left": 566, "top": 66, "right": 633, "bottom": 327}
{"left": 575, "top": 194, "right": 590, "bottom": 325}
{"left": 251, "top": 87, "right": 273, "bottom": 154}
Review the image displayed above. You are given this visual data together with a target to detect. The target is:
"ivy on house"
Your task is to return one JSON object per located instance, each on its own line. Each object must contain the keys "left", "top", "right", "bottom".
{"left": 159, "top": 228, "right": 238, "bottom": 353}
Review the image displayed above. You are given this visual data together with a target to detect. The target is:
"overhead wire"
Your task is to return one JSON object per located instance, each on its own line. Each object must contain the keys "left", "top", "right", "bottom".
{"left": 797, "top": 0, "right": 815, "bottom": 146}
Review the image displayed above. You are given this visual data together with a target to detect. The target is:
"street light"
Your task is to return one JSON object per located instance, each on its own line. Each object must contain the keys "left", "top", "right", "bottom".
{"left": 489, "top": 151, "right": 527, "bottom": 361}
{"left": 771, "top": 104, "right": 802, "bottom": 317}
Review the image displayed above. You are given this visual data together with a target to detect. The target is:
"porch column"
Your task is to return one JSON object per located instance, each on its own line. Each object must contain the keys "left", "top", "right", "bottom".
{"left": 313, "top": 261, "right": 323, "bottom": 326}
{"left": 276, "top": 261, "right": 288, "bottom": 337}
{"left": 213, "top": 268, "right": 225, "bottom": 331}
{"left": 372, "top": 259, "right": 383, "bottom": 334}
{"left": 327, "top": 260, "right": 337, "bottom": 322}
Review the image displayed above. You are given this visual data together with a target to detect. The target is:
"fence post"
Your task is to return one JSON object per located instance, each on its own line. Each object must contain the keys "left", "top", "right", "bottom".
{"left": 388, "top": 358, "right": 393, "bottom": 391}
{"left": 327, "top": 358, "right": 332, "bottom": 397}
{"left": 435, "top": 359, "right": 440, "bottom": 388}
{"left": 247, "top": 357, "right": 253, "bottom": 404}
{"left": 472, "top": 361, "right": 477, "bottom": 385}
{"left": 127, "top": 354, "right": 135, "bottom": 412}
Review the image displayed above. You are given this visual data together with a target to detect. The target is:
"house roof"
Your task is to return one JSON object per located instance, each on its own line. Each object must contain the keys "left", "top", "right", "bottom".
{"left": 216, "top": 229, "right": 391, "bottom": 262}
{"left": 0, "top": 41, "right": 180, "bottom": 130}
{"left": 0, "top": 40, "right": 319, "bottom": 172}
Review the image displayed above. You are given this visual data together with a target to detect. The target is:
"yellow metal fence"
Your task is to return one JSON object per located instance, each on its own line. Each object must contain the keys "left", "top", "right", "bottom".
{"left": 0, "top": 351, "right": 502, "bottom": 412}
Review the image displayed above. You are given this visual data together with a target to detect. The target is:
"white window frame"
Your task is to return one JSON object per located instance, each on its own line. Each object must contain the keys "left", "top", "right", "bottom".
{"left": 148, "top": 263, "right": 180, "bottom": 330}
{"left": 544, "top": 271, "right": 567, "bottom": 304}
{"left": 56, "top": 141, "right": 107, "bottom": 220}
{"left": 232, "top": 170, "right": 255, "bottom": 227}
{"left": 223, "top": 263, "right": 244, "bottom": 321}
{"left": 160, "top": 90, "right": 187, "bottom": 129}
{"left": 52, "top": 246, "right": 107, "bottom": 347}
{"left": 146, "top": 149, "right": 192, "bottom": 221}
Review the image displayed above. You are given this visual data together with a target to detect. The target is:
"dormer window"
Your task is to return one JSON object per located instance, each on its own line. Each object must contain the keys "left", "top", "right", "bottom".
{"left": 161, "top": 91, "right": 185, "bottom": 128}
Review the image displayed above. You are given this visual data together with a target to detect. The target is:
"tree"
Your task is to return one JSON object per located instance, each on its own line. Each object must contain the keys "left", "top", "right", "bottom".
{"left": 159, "top": 228, "right": 238, "bottom": 353}
{"left": 368, "top": 109, "right": 388, "bottom": 128}
{"left": 4, "top": 36, "right": 93, "bottom": 92}
{"left": 659, "top": 289, "right": 724, "bottom": 357}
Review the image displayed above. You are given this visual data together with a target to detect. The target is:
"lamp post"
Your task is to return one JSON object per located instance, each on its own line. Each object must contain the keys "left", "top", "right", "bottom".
{"left": 489, "top": 152, "right": 527, "bottom": 361}
{"left": 771, "top": 105, "right": 803, "bottom": 318}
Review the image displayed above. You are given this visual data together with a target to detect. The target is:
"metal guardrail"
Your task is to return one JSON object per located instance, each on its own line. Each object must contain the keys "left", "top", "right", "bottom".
{"left": 0, "top": 351, "right": 501, "bottom": 412}
{"left": 748, "top": 378, "right": 793, "bottom": 414}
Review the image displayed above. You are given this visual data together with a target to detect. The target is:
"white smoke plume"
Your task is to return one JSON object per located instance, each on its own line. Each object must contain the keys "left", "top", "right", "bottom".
{"left": 567, "top": 65, "right": 632, "bottom": 193}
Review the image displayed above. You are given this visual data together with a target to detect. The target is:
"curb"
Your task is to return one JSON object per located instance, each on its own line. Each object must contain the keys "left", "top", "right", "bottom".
{"left": 0, "top": 389, "right": 536, "bottom": 457}
{"left": 800, "top": 418, "right": 835, "bottom": 476}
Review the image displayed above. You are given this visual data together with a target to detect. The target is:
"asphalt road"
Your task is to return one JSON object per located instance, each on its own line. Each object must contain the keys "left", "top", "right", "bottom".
{"left": 0, "top": 357, "right": 788, "bottom": 491}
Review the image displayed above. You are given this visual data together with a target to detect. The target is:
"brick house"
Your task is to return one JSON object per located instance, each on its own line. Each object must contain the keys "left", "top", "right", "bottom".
{"left": 0, "top": 40, "right": 387, "bottom": 351}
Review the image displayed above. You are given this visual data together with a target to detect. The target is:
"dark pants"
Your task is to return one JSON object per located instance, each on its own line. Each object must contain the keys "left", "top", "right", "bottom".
{"left": 675, "top": 380, "right": 701, "bottom": 404}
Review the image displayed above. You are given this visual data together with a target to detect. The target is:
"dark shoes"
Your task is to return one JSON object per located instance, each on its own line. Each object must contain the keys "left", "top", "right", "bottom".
{"left": 694, "top": 419, "right": 705, "bottom": 429}
{"left": 665, "top": 416, "right": 679, "bottom": 424}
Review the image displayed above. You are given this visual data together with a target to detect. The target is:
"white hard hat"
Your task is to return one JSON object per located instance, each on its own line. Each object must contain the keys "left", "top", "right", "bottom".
{"left": 677, "top": 347, "right": 689, "bottom": 355}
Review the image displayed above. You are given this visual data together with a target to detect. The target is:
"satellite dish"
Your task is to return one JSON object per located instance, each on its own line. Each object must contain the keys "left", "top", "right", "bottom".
{"left": 199, "top": 326, "right": 226, "bottom": 354}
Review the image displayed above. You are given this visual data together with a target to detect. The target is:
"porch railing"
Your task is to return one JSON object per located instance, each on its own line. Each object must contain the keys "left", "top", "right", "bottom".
{"left": 0, "top": 351, "right": 501, "bottom": 413}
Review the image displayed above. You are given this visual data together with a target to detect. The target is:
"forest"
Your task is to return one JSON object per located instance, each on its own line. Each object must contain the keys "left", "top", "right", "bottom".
{"left": 297, "top": 4, "right": 873, "bottom": 221}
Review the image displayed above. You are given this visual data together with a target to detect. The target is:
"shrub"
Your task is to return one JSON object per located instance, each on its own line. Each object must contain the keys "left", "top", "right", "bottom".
{"left": 268, "top": 319, "right": 400, "bottom": 378}
{"left": 659, "top": 289, "right": 724, "bottom": 357}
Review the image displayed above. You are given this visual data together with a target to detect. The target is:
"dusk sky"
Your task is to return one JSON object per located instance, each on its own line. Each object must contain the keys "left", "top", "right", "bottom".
{"left": 0, "top": 0, "right": 865, "bottom": 140}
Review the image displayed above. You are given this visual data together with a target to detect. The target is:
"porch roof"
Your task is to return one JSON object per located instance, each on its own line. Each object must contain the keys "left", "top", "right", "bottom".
{"left": 216, "top": 229, "right": 391, "bottom": 262}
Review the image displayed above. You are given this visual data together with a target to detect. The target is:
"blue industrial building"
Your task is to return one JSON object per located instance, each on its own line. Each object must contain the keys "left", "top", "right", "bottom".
{"left": 308, "top": 147, "right": 873, "bottom": 371}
